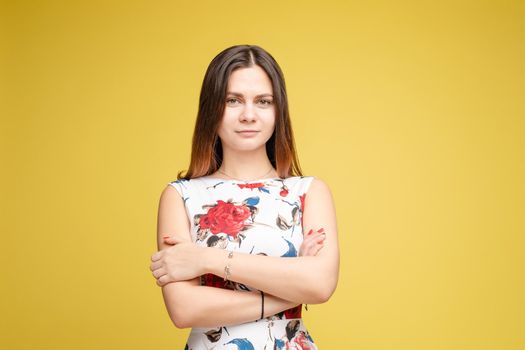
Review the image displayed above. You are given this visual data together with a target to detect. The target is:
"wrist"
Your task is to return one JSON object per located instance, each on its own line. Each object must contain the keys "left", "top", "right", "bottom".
{"left": 198, "top": 246, "right": 211, "bottom": 275}
{"left": 201, "top": 246, "right": 221, "bottom": 275}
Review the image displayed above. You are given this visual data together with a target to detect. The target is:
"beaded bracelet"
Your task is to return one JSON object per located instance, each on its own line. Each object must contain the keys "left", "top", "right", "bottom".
{"left": 223, "top": 251, "right": 233, "bottom": 281}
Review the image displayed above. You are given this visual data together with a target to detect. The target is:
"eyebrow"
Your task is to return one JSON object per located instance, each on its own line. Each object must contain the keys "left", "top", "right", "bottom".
{"left": 226, "top": 92, "right": 273, "bottom": 98}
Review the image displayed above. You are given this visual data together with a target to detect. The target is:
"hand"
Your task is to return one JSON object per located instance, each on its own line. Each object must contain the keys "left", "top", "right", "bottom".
{"left": 150, "top": 235, "right": 206, "bottom": 287}
{"left": 299, "top": 228, "right": 326, "bottom": 257}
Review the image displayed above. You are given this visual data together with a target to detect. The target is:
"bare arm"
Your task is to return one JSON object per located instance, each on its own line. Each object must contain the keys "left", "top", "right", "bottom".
{"left": 161, "top": 280, "right": 297, "bottom": 329}
{"left": 201, "top": 177, "right": 340, "bottom": 304}
{"left": 155, "top": 185, "right": 298, "bottom": 329}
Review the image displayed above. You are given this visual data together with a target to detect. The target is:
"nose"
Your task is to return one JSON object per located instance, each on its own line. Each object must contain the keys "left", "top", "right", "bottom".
{"left": 240, "top": 102, "right": 257, "bottom": 122}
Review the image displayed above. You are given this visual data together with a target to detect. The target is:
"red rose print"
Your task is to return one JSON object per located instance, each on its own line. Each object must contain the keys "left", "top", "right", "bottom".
{"left": 299, "top": 193, "right": 306, "bottom": 212}
{"left": 299, "top": 193, "right": 306, "bottom": 227}
{"left": 294, "top": 331, "right": 314, "bottom": 349}
{"left": 237, "top": 182, "right": 265, "bottom": 190}
{"left": 199, "top": 200, "right": 251, "bottom": 238}
{"left": 283, "top": 304, "right": 302, "bottom": 319}
{"left": 201, "top": 273, "right": 233, "bottom": 289}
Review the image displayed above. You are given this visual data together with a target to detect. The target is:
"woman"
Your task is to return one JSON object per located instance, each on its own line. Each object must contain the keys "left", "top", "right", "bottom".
{"left": 150, "top": 44, "right": 339, "bottom": 349}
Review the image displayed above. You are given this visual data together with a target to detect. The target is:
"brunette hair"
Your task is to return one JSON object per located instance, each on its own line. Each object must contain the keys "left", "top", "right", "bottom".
{"left": 177, "top": 44, "right": 303, "bottom": 180}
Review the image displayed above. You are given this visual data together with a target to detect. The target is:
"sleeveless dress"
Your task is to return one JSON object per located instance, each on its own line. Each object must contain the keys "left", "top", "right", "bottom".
{"left": 168, "top": 175, "right": 318, "bottom": 350}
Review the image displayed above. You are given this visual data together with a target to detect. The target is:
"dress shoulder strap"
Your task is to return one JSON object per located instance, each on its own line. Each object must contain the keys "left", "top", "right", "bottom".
{"left": 297, "top": 175, "right": 316, "bottom": 195}
{"left": 167, "top": 178, "right": 191, "bottom": 199}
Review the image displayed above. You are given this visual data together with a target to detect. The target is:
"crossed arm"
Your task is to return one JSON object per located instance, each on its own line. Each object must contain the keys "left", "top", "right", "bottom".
{"left": 152, "top": 177, "right": 339, "bottom": 328}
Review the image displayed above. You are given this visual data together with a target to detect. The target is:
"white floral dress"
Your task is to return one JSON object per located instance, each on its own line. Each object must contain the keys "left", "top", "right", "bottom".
{"left": 168, "top": 175, "right": 318, "bottom": 350}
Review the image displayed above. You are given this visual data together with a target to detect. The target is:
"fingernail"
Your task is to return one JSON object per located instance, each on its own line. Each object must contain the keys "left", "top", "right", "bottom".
{"left": 317, "top": 228, "right": 324, "bottom": 233}
{"left": 163, "top": 235, "right": 170, "bottom": 239}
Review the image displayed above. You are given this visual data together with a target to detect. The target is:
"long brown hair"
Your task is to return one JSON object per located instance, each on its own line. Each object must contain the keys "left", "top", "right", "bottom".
{"left": 177, "top": 44, "right": 303, "bottom": 180}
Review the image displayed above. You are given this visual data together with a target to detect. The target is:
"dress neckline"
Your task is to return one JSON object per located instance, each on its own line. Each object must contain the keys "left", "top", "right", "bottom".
{"left": 201, "top": 176, "right": 287, "bottom": 183}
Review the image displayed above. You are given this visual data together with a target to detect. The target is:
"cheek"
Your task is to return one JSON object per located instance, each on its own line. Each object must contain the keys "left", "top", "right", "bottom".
{"left": 259, "top": 107, "right": 275, "bottom": 121}
{"left": 218, "top": 114, "right": 234, "bottom": 131}
{"left": 216, "top": 121, "right": 228, "bottom": 140}
{"left": 265, "top": 114, "right": 276, "bottom": 131}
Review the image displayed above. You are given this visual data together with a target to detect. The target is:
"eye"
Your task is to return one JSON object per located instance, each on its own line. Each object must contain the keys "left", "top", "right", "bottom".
{"left": 226, "top": 98, "right": 239, "bottom": 104}
{"left": 259, "top": 99, "right": 273, "bottom": 105}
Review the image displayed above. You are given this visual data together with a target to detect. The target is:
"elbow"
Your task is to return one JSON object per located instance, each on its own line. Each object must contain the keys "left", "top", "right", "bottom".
{"left": 313, "top": 265, "right": 339, "bottom": 304}
{"left": 162, "top": 283, "right": 196, "bottom": 329}
{"left": 168, "top": 306, "right": 192, "bottom": 329}
{"left": 172, "top": 317, "right": 190, "bottom": 329}
{"left": 322, "top": 286, "right": 337, "bottom": 303}
{"left": 312, "top": 287, "right": 334, "bottom": 304}
{"left": 311, "top": 278, "right": 338, "bottom": 304}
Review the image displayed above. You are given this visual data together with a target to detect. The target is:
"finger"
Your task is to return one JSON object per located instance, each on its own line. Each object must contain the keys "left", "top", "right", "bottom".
{"left": 299, "top": 231, "right": 325, "bottom": 252}
{"left": 156, "top": 278, "right": 164, "bottom": 287}
{"left": 299, "top": 237, "right": 322, "bottom": 256}
{"left": 151, "top": 251, "right": 163, "bottom": 262}
{"left": 163, "top": 235, "right": 178, "bottom": 245}
{"left": 152, "top": 267, "right": 166, "bottom": 279}
{"left": 304, "top": 239, "right": 320, "bottom": 254}
{"left": 150, "top": 259, "right": 164, "bottom": 271}
{"left": 306, "top": 239, "right": 325, "bottom": 255}
{"left": 301, "top": 236, "right": 315, "bottom": 247}
{"left": 313, "top": 232, "right": 326, "bottom": 242}
{"left": 163, "top": 234, "right": 188, "bottom": 245}
{"left": 157, "top": 274, "right": 169, "bottom": 287}
{"left": 151, "top": 256, "right": 168, "bottom": 271}
{"left": 307, "top": 242, "right": 322, "bottom": 256}
{"left": 300, "top": 242, "right": 315, "bottom": 256}
{"left": 304, "top": 231, "right": 322, "bottom": 242}
{"left": 157, "top": 278, "right": 164, "bottom": 287}
{"left": 304, "top": 232, "right": 325, "bottom": 246}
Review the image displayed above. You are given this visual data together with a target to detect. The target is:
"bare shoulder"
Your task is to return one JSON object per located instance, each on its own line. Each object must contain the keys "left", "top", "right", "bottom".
{"left": 162, "top": 182, "right": 183, "bottom": 199}
{"left": 307, "top": 176, "right": 334, "bottom": 200}
{"left": 158, "top": 183, "right": 187, "bottom": 223}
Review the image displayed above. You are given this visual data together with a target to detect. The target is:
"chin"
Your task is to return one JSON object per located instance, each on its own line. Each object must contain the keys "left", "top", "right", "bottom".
{"left": 229, "top": 143, "right": 266, "bottom": 152}
{"left": 239, "top": 145, "right": 265, "bottom": 152}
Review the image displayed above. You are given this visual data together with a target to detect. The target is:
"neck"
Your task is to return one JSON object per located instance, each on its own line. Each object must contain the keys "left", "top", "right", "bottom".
{"left": 218, "top": 146, "right": 276, "bottom": 180}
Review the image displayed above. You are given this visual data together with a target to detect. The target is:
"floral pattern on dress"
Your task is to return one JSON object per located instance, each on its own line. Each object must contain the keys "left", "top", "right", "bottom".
{"left": 198, "top": 199, "right": 252, "bottom": 239}
{"left": 194, "top": 196, "right": 261, "bottom": 245}
{"left": 168, "top": 176, "right": 317, "bottom": 350}
{"left": 183, "top": 319, "right": 317, "bottom": 350}
{"left": 236, "top": 182, "right": 271, "bottom": 193}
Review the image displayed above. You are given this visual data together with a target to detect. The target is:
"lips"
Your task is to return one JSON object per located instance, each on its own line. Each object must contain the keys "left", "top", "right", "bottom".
{"left": 236, "top": 130, "right": 259, "bottom": 138}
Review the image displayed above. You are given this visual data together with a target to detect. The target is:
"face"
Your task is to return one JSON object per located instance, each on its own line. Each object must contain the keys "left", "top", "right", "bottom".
{"left": 217, "top": 65, "right": 276, "bottom": 153}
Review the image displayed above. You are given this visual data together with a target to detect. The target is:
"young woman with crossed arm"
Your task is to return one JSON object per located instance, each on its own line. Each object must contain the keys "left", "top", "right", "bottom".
{"left": 149, "top": 44, "right": 339, "bottom": 348}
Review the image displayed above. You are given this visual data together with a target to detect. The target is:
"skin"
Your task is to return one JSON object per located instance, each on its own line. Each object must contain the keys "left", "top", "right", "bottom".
{"left": 149, "top": 65, "right": 339, "bottom": 328}
{"left": 215, "top": 64, "right": 278, "bottom": 180}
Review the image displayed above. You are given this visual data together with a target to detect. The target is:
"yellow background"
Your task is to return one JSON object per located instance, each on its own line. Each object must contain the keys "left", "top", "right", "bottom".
{"left": 2, "top": 0, "right": 524, "bottom": 349}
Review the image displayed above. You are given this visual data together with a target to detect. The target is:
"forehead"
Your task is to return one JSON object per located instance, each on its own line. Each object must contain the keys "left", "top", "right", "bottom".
{"left": 227, "top": 65, "right": 273, "bottom": 95}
